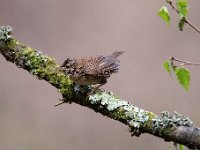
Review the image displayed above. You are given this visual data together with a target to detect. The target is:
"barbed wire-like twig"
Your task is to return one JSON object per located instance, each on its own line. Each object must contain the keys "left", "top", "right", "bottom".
{"left": 1, "top": 26, "right": 200, "bottom": 149}
{"left": 166, "top": 0, "right": 200, "bottom": 34}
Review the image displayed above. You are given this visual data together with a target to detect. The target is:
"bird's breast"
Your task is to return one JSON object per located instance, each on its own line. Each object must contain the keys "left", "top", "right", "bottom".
{"left": 69, "top": 74, "right": 107, "bottom": 85}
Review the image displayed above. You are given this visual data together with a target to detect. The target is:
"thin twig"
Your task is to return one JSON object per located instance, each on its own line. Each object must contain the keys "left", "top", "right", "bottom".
{"left": 184, "top": 19, "right": 200, "bottom": 34}
{"left": 167, "top": 0, "right": 200, "bottom": 34}
{"left": 54, "top": 99, "right": 65, "bottom": 107}
{"left": 170, "top": 57, "right": 200, "bottom": 66}
{"left": 173, "top": 143, "right": 184, "bottom": 150}
{"left": 174, "top": 143, "right": 178, "bottom": 150}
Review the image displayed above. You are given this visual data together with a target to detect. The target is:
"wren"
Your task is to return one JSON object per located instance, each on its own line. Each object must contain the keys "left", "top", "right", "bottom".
{"left": 60, "top": 51, "right": 124, "bottom": 93}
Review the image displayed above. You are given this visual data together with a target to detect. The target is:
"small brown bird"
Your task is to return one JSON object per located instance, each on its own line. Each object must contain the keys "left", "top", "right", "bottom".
{"left": 61, "top": 51, "right": 124, "bottom": 92}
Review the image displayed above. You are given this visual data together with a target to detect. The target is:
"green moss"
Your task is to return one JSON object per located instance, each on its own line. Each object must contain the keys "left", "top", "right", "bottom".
{"left": 147, "top": 111, "right": 157, "bottom": 120}
{"left": 143, "top": 111, "right": 157, "bottom": 128}
{"left": 13, "top": 44, "right": 73, "bottom": 98}
{"left": 160, "top": 127, "right": 171, "bottom": 136}
{"left": 112, "top": 107, "right": 127, "bottom": 121}
{"left": 7, "top": 39, "right": 18, "bottom": 49}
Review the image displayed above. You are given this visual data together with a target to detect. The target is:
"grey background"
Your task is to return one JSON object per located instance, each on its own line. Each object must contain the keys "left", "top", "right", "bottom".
{"left": 0, "top": 0, "right": 200, "bottom": 150}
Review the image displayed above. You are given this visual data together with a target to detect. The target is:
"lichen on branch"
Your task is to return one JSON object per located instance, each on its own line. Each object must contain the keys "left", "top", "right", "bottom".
{"left": 0, "top": 26, "right": 200, "bottom": 149}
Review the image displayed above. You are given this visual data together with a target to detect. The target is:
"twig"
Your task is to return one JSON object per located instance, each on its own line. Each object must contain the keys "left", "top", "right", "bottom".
{"left": 54, "top": 99, "right": 65, "bottom": 107}
{"left": 167, "top": 0, "right": 200, "bottom": 34}
{"left": 170, "top": 57, "right": 200, "bottom": 66}
{"left": 174, "top": 143, "right": 178, "bottom": 150}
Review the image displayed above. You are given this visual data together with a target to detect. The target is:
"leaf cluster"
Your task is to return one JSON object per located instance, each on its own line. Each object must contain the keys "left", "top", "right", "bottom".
{"left": 163, "top": 59, "right": 190, "bottom": 90}
{"left": 158, "top": 0, "right": 188, "bottom": 31}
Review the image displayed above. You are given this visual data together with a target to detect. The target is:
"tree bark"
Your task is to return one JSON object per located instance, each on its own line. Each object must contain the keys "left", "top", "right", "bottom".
{"left": 0, "top": 26, "right": 200, "bottom": 149}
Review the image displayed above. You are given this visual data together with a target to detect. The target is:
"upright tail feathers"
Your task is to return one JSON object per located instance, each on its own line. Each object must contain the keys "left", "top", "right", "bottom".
{"left": 97, "top": 51, "right": 124, "bottom": 75}
{"left": 109, "top": 51, "right": 124, "bottom": 59}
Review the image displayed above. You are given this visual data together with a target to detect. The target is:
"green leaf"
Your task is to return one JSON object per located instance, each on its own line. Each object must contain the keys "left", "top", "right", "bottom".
{"left": 163, "top": 61, "right": 171, "bottom": 75}
{"left": 176, "top": 0, "right": 188, "bottom": 18}
{"left": 175, "top": 67, "right": 190, "bottom": 90}
{"left": 178, "top": 18, "right": 185, "bottom": 31}
{"left": 179, "top": 144, "right": 184, "bottom": 150}
{"left": 158, "top": 6, "right": 171, "bottom": 25}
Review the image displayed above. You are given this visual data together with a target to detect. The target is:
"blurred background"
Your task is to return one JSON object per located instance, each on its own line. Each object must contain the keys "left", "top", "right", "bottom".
{"left": 0, "top": 0, "right": 200, "bottom": 150}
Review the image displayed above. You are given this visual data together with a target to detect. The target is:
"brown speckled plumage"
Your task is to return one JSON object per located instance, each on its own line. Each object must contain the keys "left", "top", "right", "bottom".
{"left": 60, "top": 51, "right": 124, "bottom": 91}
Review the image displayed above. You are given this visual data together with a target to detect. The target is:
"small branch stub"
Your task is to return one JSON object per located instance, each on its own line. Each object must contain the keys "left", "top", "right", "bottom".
{"left": 54, "top": 99, "right": 66, "bottom": 107}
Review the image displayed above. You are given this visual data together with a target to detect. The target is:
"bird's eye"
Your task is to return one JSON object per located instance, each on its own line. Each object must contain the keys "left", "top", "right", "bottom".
{"left": 65, "top": 65, "right": 70, "bottom": 68}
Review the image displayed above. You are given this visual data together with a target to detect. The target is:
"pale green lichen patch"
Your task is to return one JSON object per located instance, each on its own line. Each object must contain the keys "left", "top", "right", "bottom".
{"left": 126, "top": 108, "right": 150, "bottom": 136}
{"left": 0, "top": 26, "right": 13, "bottom": 41}
{"left": 89, "top": 92, "right": 150, "bottom": 136}
{"left": 152, "top": 111, "right": 193, "bottom": 134}
{"left": 89, "top": 92, "right": 128, "bottom": 111}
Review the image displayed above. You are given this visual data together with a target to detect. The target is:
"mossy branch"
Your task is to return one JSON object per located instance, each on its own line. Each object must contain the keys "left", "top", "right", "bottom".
{"left": 0, "top": 26, "right": 200, "bottom": 149}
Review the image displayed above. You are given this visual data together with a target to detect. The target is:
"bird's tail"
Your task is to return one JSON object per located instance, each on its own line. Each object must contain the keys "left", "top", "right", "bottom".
{"left": 109, "top": 51, "right": 124, "bottom": 59}
{"left": 97, "top": 51, "right": 124, "bottom": 75}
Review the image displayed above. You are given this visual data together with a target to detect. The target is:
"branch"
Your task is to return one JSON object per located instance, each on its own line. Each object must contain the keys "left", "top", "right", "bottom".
{"left": 170, "top": 57, "right": 200, "bottom": 66}
{"left": 167, "top": 0, "right": 200, "bottom": 34}
{"left": 1, "top": 26, "right": 200, "bottom": 149}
